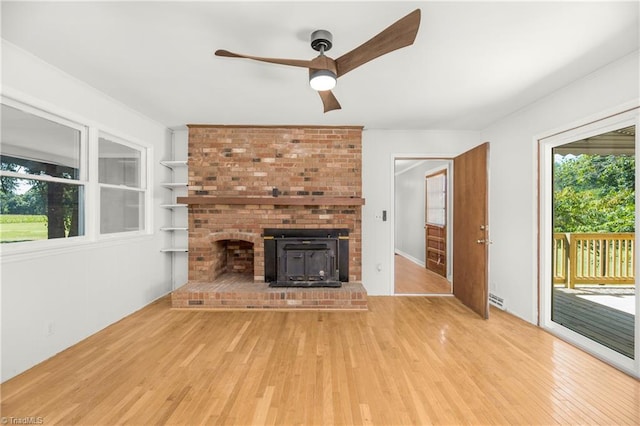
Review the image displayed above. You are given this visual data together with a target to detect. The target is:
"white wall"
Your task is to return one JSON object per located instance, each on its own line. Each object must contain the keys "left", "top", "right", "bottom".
{"left": 1, "top": 41, "right": 173, "bottom": 381}
{"left": 481, "top": 51, "right": 640, "bottom": 324}
{"left": 362, "top": 130, "right": 479, "bottom": 295}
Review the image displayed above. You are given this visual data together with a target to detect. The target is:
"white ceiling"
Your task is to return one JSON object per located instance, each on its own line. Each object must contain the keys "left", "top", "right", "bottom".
{"left": 1, "top": 1, "right": 638, "bottom": 131}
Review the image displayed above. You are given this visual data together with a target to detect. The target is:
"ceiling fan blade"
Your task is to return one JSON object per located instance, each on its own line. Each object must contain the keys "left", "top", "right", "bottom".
{"left": 318, "top": 90, "right": 341, "bottom": 113}
{"left": 335, "top": 9, "right": 421, "bottom": 77}
{"left": 215, "top": 49, "right": 312, "bottom": 68}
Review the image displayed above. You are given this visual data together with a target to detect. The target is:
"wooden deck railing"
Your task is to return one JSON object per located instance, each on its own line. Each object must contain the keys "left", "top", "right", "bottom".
{"left": 553, "top": 232, "right": 635, "bottom": 288}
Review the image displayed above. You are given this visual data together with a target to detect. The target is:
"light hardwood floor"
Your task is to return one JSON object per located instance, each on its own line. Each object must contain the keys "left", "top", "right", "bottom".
{"left": 395, "top": 253, "right": 452, "bottom": 294}
{"left": 2, "top": 296, "right": 639, "bottom": 425}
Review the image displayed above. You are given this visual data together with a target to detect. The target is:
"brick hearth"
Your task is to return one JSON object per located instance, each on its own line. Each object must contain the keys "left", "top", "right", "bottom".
{"left": 171, "top": 273, "right": 367, "bottom": 310}
{"left": 171, "top": 125, "right": 367, "bottom": 310}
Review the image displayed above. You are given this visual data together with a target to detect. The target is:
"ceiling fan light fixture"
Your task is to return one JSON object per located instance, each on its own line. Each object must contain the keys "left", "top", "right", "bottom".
{"left": 309, "top": 69, "right": 337, "bottom": 91}
{"left": 215, "top": 8, "right": 421, "bottom": 112}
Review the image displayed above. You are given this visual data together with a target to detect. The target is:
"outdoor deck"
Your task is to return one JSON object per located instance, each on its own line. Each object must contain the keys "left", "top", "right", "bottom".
{"left": 553, "top": 286, "right": 635, "bottom": 358}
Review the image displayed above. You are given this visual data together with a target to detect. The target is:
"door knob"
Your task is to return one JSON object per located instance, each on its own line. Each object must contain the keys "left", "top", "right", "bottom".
{"left": 476, "top": 239, "right": 493, "bottom": 244}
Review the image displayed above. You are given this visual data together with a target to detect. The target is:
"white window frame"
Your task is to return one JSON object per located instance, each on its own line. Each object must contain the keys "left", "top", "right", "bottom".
{"left": 0, "top": 97, "right": 89, "bottom": 250}
{"left": 538, "top": 104, "right": 639, "bottom": 378}
{"left": 96, "top": 131, "right": 149, "bottom": 238}
{"left": 0, "top": 96, "right": 153, "bottom": 256}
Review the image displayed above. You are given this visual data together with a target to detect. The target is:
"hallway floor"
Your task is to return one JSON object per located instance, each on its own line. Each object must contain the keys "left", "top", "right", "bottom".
{"left": 394, "top": 253, "right": 452, "bottom": 294}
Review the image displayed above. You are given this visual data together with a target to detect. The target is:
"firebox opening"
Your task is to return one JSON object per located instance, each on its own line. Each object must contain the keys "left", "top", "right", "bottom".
{"left": 264, "top": 228, "right": 349, "bottom": 287}
{"left": 211, "top": 239, "right": 254, "bottom": 282}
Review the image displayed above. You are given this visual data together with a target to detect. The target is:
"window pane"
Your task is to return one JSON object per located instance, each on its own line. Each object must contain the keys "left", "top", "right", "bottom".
{"left": 99, "top": 137, "right": 141, "bottom": 187}
{"left": 0, "top": 177, "right": 84, "bottom": 243}
{"left": 100, "top": 188, "right": 144, "bottom": 234}
{"left": 1, "top": 104, "right": 81, "bottom": 179}
{"left": 551, "top": 125, "right": 635, "bottom": 359}
{"left": 426, "top": 172, "right": 446, "bottom": 225}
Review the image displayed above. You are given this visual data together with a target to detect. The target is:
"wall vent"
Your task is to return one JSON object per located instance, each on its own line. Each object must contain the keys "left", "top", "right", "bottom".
{"left": 489, "top": 293, "right": 504, "bottom": 309}
{"left": 188, "top": 300, "right": 204, "bottom": 306}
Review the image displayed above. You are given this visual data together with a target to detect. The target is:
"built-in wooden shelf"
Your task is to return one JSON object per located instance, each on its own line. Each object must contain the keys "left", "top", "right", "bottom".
{"left": 176, "top": 196, "right": 365, "bottom": 206}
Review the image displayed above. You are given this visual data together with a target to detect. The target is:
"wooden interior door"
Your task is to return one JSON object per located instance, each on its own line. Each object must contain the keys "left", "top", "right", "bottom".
{"left": 425, "top": 224, "right": 446, "bottom": 276}
{"left": 453, "top": 143, "right": 489, "bottom": 318}
{"left": 425, "top": 170, "right": 447, "bottom": 277}
{"left": 424, "top": 169, "right": 447, "bottom": 278}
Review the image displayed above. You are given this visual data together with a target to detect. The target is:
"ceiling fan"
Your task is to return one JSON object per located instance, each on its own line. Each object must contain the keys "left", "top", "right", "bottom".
{"left": 215, "top": 9, "right": 421, "bottom": 113}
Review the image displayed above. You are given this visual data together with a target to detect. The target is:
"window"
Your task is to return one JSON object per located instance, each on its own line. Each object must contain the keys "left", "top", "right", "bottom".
{"left": 98, "top": 134, "right": 146, "bottom": 234}
{"left": 551, "top": 126, "right": 635, "bottom": 359}
{"left": 0, "top": 103, "right": 86, "bottom": 243}
{"left": 0, "top": 98, "right": 151, "bottom": 246}
{"left": 425, "top": 170, "right": 446, "bottom": 226}
{"left": 539, "top": 107, "right": 639, "bottom": 376}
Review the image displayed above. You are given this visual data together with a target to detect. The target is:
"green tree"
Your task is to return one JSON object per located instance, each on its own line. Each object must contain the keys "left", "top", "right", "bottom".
{"left": 553, "top": 154, "right": 635, "bottom": 232}
{"left": 1, "top": 155, "right": 79, "bottom": 238}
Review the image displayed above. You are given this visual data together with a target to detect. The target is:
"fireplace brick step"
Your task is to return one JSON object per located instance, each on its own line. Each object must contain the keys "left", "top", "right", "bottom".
{"left": 171, "top": 273, "right": 367, "bottom": 311}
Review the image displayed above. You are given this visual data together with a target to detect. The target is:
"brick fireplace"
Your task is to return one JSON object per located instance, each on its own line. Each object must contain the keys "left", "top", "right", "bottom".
{"left": 171, "top": 125, "right": 367, "bottom": 310}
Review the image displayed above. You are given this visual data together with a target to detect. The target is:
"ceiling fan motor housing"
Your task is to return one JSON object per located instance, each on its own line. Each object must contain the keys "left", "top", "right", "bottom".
{"left": 311, "top": 30, "right": 333, "bottom": 52}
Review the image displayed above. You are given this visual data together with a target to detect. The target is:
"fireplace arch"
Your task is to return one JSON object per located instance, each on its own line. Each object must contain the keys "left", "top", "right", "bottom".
{"left": 189, "top": 232, "right": 263, "bottom": 282}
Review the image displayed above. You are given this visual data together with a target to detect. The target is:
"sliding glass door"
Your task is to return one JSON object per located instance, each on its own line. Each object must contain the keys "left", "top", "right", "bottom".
{"left": 540, "top": 108, "right": 639, "bottom": 377}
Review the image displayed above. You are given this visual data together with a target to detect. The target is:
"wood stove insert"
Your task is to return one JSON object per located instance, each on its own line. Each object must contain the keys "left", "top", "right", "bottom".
{"left": 264, "top": 228, "right": 349, "bottom": 287}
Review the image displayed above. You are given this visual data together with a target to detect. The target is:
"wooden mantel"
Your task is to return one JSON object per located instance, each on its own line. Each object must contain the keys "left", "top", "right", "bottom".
{"left": 176, "top": 196, "right": 365, "bottom": 206}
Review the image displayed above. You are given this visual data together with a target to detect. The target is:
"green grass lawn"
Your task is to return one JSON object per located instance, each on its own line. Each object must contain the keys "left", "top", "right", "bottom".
{"left": 0, "top": 215, "right": 48, "bottom": 243}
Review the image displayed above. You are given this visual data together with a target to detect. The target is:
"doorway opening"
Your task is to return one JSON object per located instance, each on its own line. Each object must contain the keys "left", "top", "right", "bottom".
{"left": 552, "top": 125, "right": 636, "bottom": 358}
{"left": 394, "top": 158, "right": 453, "bottom": 295}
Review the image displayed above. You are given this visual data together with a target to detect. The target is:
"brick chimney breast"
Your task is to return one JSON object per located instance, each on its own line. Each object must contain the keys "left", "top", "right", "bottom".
{"left": 186, "top": 125, "right": 363, "bottom": 283}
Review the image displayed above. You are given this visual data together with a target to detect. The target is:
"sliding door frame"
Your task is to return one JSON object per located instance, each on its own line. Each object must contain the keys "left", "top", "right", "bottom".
{"left": 538, "top": 104, "right": 639, "bottom": 378}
